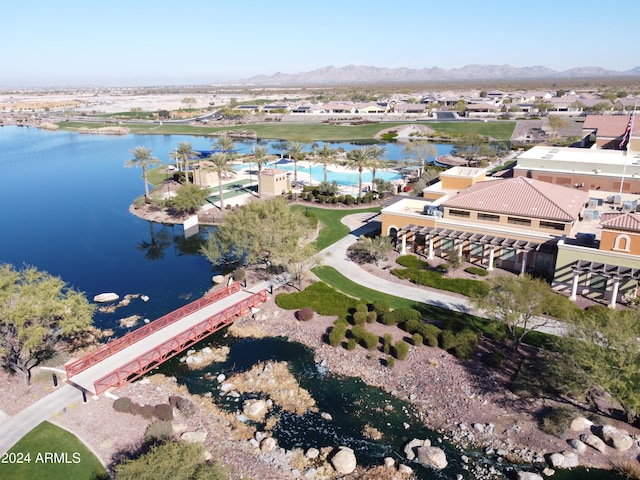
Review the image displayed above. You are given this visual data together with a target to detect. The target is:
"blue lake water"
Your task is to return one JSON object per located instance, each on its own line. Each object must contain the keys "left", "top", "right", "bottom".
{"left": 0, "top": 126, "right": 620, "bottom": 479}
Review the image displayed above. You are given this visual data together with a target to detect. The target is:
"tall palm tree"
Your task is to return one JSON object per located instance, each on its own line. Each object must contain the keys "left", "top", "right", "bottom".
{"left": 207, "top": 152, "right": 236, "bottom": 210}
{"left": 366, "top": 144, "right": 387, "bottom": 191}
{"left": 285, "top": 141, "right": 307, "bottom": 188}
{"left": 312, "top": 143, "right": 338, "bottom": 184}
{"left": 345, "top": 147, "right": 372, "bottom": 199}
{"left": 171, "top": 142, "right": 197, "bottom": 184}
{"left": 246, "top": 145, "right": 271, "bottom": 198}
{"left": 213, "top": 132, "right": 235, "bottom": 155}
{"left": 125, "top": 146, "right": 162, "bottom": 199}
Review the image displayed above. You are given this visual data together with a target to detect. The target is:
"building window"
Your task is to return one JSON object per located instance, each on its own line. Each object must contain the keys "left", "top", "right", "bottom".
{"left": 440, "top": 238, "right": 453, "bottom": 251}
{"left": 448, "top": 209, "right": 470, "bottom": 218}
{"left": 470, "top": 243, "right": 484, "bottom": 256}
{"left": 477, "top": 213, "right": 500, "bottom": 222}
{"left": 590, "top": 275, "right": 607, "bottom": 292}
{"left": 501, "top": 248, "right": 516, "bottom": 261}
{"left": 539, "top": 221, "right": 565, "bottom": 231}
{"left": 613, "top": 234, "right": 631, "bottom": 252}
{"left": 507, "top": 217, "right": 532, "bottom": 227}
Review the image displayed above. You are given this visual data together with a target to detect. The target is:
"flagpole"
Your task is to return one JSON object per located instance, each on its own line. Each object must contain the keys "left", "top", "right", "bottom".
{"left": 619, "top": 100, "right": 637, "bottom": 195}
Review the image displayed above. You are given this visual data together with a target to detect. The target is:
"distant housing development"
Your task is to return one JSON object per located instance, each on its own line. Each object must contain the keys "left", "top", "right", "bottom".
{"left": 382, "top": 113, "right": 640, "bottom": 308}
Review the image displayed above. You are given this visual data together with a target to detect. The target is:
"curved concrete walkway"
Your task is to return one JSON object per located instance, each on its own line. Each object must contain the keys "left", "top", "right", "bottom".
{"left": 319, "top": 212, "right": 567, "bottom": 336}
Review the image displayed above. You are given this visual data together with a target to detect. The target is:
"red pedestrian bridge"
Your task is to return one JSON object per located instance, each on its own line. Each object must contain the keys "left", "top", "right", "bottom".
{"left": 66, "top": 283, "right": 268, "bottom": 395}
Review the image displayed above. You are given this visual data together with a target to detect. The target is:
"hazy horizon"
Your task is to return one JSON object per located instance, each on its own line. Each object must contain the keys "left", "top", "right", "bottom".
{"left": 2, "top": 0, "right": 638, "bottom": 88}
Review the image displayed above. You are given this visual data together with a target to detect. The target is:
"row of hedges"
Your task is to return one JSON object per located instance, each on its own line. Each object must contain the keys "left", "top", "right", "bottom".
{"left": 401, "top": 319, "right": 478, "bottom": 359}
{"left": 302, "top": 192, "right": 380, "bottom": 205}
{"left": 392, "top": 255, "right": 489, "bottom": 297}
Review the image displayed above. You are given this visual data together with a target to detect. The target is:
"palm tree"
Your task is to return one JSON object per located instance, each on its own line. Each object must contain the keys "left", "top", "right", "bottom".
{"left": 312, "top": 143, "right": 338, "bottom": 184}
{"left": 125, "top": 146, "right": 162, "bottom": 199}
{"left": 345, "top": 147, "right": 372, "bottom": 200}
{"left": 366, "top": 144, "right": 387, "bottom": 191}
{"left": 171, "top": 142, "right": 197, "bottom": 184}
{"left": 213, "top": 132, "right": 235, "bottom": 155}
{"left": 207, "top": 152, "right": 236, "bottom": 210}
{"left": 246, "top": 145, "right": 271, "bottom": 198}
{"left": 285, "top": 141, "right": 307, "bottom": 189}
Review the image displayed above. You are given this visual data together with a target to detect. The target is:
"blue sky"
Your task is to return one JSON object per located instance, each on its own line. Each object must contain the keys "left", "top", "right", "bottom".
{"left": 2, "top": 0, "right": 637, "bottom": 87}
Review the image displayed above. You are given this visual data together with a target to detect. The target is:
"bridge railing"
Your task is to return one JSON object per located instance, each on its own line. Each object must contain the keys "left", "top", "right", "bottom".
{"left": 92, "top": 289, "right": 267, "bottom": 395}
{"left": 66, "top": 283, "right": 242, "bottom": 378}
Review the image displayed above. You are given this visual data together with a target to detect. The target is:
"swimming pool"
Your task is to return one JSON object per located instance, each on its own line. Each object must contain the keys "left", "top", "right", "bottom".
{"left": 264, "top": 163, "right": 402, "bottom": 186}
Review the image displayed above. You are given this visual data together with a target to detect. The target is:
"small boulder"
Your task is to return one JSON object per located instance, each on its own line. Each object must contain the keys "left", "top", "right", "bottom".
{"left": 259, "top": 437, "right": 277, "bottom": 453}
{"left": 181, "top": 429, "right": 208, "bottom": 443}
{"left": 416, "top": 445, "right": 448, "bottom": 470}
{"left": 398, "top": 464, "right": 413, "bottom": 475}
{"left": 331, "top": 446, "right": 357, "bottom": 475}
{"left": 383, "top": 457, "right": 395, "bottom": 468}
{"left": 243, "top": 399, "right": 268, "bottom": 420}
{"left": 599, "top": 425, "right": 634, "bottom": 451}
{"left": 548, "top": 453, "right": 564, "bottom": 468}
{"left": 305, "top": 448, "right": 319, "bottom": 459}
{"left": 562, "top": 451, "right": 580, "bottom": 468}
{"left": 580, "top": 434, "right": 607, "bottom": 453}
{"left": 568, "top": 438, "right": 587, "bottom": 454}
{"left": 517, "top": 472, "right": 543, "bottom": 480}
{"left": 404, "top": 438, "right": 429, "bottom": 460}
{"left": 570, "top": 417, "right": 593, "bottom": 432}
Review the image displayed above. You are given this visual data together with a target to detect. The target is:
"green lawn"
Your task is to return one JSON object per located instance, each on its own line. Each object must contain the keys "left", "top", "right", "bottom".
{"left": 290, "top": 205, "right": 380, "bottom": 251}
{"left": 3, "top": 421, "right": 107, "bottom": 480}
{"left": 57, "top": 120, "right": 515, "bottom": 143}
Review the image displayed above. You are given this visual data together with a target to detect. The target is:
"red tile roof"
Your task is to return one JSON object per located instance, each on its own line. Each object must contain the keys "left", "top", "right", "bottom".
{"left": 600, "top": 212, "right": 640, "bottom": 232}
{"left": 443, "top": 176, "right": 587, "bottom": 222}
{"left": 583, "top": 114, "right": 636, "bottom": 137}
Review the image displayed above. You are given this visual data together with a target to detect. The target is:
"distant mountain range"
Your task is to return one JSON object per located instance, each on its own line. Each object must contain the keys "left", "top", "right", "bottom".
{"left": 243, "top": 64, "right": 640, "bottom": 86}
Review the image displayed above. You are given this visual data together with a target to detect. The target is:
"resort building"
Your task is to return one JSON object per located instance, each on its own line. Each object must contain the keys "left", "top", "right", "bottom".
{"left": 553, "top": 207, "right": 640, "bottom": 308}
{"left": 259, "top": 168, "right": 290, "bottom": 197}
{"left": 513, "top": 145, "right": 640, "bottom": 193}
{"left": 381, "top": 167, "right": 588, "bottom": 279}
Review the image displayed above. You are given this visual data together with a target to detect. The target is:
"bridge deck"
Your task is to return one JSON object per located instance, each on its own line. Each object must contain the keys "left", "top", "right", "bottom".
{"left": 69, "top": 288, "right": 256, "bottom": 394}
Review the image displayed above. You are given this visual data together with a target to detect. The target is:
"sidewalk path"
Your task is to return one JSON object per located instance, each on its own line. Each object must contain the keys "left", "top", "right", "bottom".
{"left": 319, "top": 212, "right": 567, "bottom": 336}
{"left": 0, "top": 384, "right": 85, "bottom": 455}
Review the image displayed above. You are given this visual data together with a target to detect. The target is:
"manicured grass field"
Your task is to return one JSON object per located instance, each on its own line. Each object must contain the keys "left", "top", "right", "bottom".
{"left": 57, "top": 120, "right": 515, "bottom": 142}
{"left": 2, "top": 421, "right": 107, "bottom": 480}
{"left": 290, "top": 205, "right": 380, "bottom": 251}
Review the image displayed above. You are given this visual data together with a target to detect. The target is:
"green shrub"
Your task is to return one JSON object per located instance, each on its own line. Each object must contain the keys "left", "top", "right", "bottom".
{"left": 436, "top": 263, "right": 449, "bottom": 273}
{"left": 394, "top": 341, "right": 410, "bottom": 360}
{"left": 485, "top": 349, "right": 505, "bottom": 368}
{"left": 329, "top": 325, "right": 347, "bottom": 347}
{"left": 168, "top": 395, "right": 195, "bottom": 417}
{"left": 352, "top": 311, "right": 367, "bottom": 325}
{"left": 366, "top": 311, "right": 377, "bottom": 323}
{"left": 154, "top": 403, "right": 174, "bottom": 421}
{"left": 440, "top": 330, "right": 456, "bottom": 351}
{"left": 347, "top": 338, "right": 357, "bottom": 350}
{"left": 386, "top": 356, "right": 395, "bottom": 368}
{"left": 412, "top": 333, "right": 423, "bottom": 346}
{"left": 402, "top": 318, "right": 421, "bottom": 333}
{"left": 137, "top": 404, "right": 156, "bottom": 419}
{"left": 113, "top": 397, "right": 133, "bottom": 414}
{"left": 352, "top": 325, "right": 378, "bottom": 350}
{"left": 382, "top": 333, "right": 393, "bottom": 354}
{"left": 356, "top": 303, "right": 368, "bottom": 313}
{"left": 383, "top": 308, "right": 421, "bottom": 325}
{"left": 420, "top": 324, "right": 441, "bottom": 347}
{"left": 334, "top": 317, "right": 349, "bottom": 327}
{"left": 441, "top": 329, "right": 478, "bottom": 359}
{"left": 464, "top": 266, "right": 489, "bottom": 276}
{"left": 541, "top": 406, "right": 575, "bottom": 436}
{"left": 232, "top": 268, "right": 245, "bottom": 282}
{"left": 371, "top": 300, "right": 390, "bottom": 317}
{"left": 144, "top": 420, "right": 173, "bottom": 443}
{"left": 297, "top": 307, "right": 315, "bottom": 321}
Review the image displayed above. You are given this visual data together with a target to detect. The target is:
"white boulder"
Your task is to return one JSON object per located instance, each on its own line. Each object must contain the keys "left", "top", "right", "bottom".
{"left": 331, "top": 446, "right": 357, "bottom": 475}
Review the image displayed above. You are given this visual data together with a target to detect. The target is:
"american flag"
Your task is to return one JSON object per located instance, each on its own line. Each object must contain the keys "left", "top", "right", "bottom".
{"left": 620, "top": 114, "right": 633, "bottom": 150}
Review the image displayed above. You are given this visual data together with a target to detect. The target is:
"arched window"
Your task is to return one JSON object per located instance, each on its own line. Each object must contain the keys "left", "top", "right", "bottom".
{"left": 613, "top": 234, "right": 631, "bottom": 252}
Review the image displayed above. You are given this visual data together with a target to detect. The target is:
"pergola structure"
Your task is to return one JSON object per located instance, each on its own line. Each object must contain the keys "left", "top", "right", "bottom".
{"left": 396, "top": 224, "right": 542, "bottom": 275}
{"left": 569, "top": 260, "right": 640, "bottom": 308}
